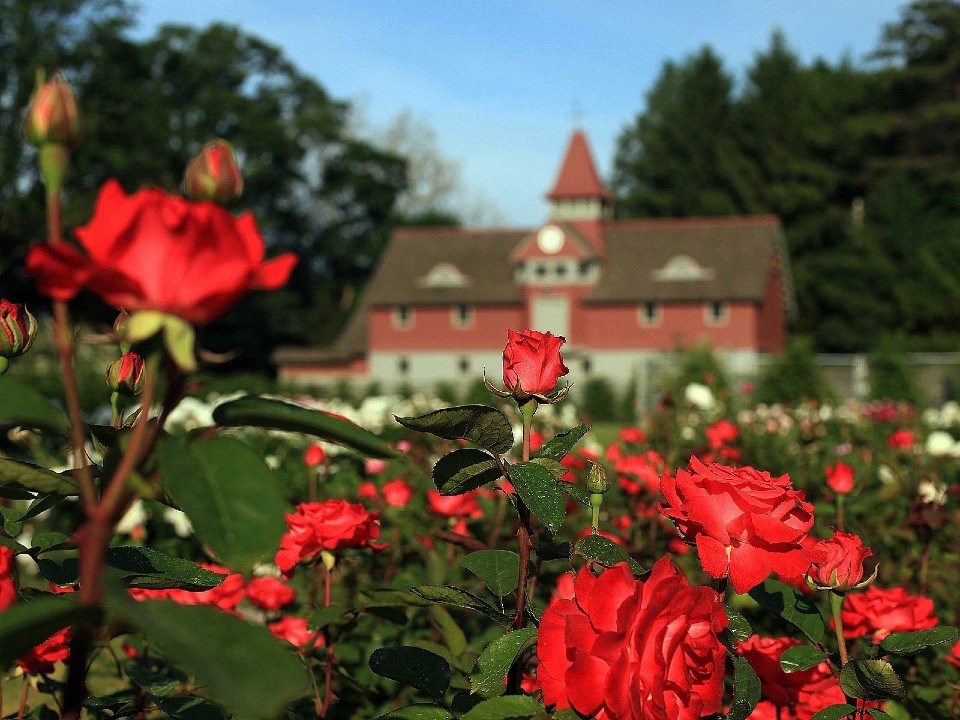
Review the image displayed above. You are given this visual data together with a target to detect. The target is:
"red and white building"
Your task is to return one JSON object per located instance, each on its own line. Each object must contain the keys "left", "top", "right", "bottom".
{"left": 276, "top": 131, "right": 794, "bottom": 390}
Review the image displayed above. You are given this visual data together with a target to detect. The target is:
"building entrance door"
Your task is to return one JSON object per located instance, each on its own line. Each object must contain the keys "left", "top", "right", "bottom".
{"left": 531, "top": 294, "right": 570, "bottom": 339}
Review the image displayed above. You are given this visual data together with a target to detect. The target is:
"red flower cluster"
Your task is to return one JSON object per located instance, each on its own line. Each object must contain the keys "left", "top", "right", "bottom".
{"left": 245, "top": 576, "right": 296, "bottom": 611}
{"left": 1, "top": 546, "right": 15, "bottom": 611}
{"left": 129, "top": 563, "right": 245, "bottom": 612}
{"left": 887, "top": 429, "right": 915, "bottom": 451}
{"left": 738, "top": 635, "right": 844, "bottom": 719}
{"left": 27, "top": 180, "right": 296, "bottom": 325}
{"left": 275, "top": 500, "right": 384, "bottom": 577}
{"left": 537, "top": 558, "right": 727, "bottom": 720}
{"left": 501, "top": 329, "right": 569, "bottom": 399}
{"left": 659, "top": 458, "right": 816, "bottom": 593}
{"left": 704, "top": 419, "right": 740, "bottom": 461}
{"left": 606, "top": 445, "right": 664, "bottom": 495}
{"left": 840, "top": 585, "right": 938, "bottom": 641}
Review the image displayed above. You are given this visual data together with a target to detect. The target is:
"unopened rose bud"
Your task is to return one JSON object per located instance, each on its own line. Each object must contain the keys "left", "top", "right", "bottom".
{"left": 106, "top": 352, "right": 145, "bottom": 396}
{"left": 586, "top": 462, "right": 609, "bottom": 494}
{"left": 22, "top": 72, "right": 82, "bottom": 149}
{"left": 183, "top": 139, "right": 243, "bottom": 204}
{"left": 805, "top": 530, "right": 877, "bottom": 593}
{"left": 0, "top": 300, "right": 37, "bottom": 360}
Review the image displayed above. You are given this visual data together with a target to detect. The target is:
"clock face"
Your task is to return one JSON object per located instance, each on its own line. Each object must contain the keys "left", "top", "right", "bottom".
{"left": 537, "top": 225, "right": 565, "bottom": 255}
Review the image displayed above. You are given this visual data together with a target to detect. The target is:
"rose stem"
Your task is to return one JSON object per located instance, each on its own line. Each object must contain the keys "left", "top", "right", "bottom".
{"left": 320, "top": 558, "right": 336, "bottom": 718}
{"left": 62, "top": 357, "right": 160, "bottom": 720}
{"left": 835, "top": 495, "right": 845, "bottom": 533}
{"left": 918, "top": 537, "right": 931, "bottom": 595}
{"left": 507, "top": 400, "right": 537, "bottom": 693}
{"left": 829, "top": 591, "right": 849, "bottom": 667}
{"left": 45, "top": 184, "right": 95, "bottom": 510}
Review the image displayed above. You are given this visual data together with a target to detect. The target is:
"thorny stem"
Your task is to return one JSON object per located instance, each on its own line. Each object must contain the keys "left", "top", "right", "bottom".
{"left": 829, "top": 591, "right": 849, "bottom": 668}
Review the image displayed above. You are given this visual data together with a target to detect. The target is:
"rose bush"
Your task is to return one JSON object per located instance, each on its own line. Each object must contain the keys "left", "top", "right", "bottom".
{"left": 537, "top": 557, "right": 727, "bottom": 720}
{"left": 659, "top": 457, "right": 816, "bottom": 593}
{"left": 26, "top": 179, "right": 297, "bottom": 325}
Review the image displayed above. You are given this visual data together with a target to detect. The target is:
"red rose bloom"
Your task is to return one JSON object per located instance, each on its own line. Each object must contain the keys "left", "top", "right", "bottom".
{"left": 129, "top": 563, "right": 245, "bottom": 611}
{"left": 16, "top": 627, "right": 71, "bottom": 675}
{"left": 659, "top": 457, "right": 816, "bottom": 594}
{"left": 382, "top": 478, "right": 414, "bottom": 507}
{"left": 840, "top": 585, "right": 938, "bottom": 641}
{"left": 824, "top": 461, "right": 854, "bottom": 494}
{"left": 245, "top": 576, "right": 296, "bottom": 611}
{"left": 268, "top": 615, "right": 322, "bottom": 650}
{"left": 426, "top": 489, "right": 483, "bottom": 518}
{"left": 304, "top": 443, "right": 327, "bottom": 468}
{"left": 537, "top": 557, "right": 727, "bottom": 720}
{"left": 738, "top": 635, "right": 844, "bottom": 719}
{"left": 1, "top": 546, "right": 16, "bottom": 611}
{"left": 704, "top": 419, "right": 739, "bottom": 449}
{"left": 275, "top": 500, "right": 384, "bottom": 577}
{"left": 806, "top": 530, "right": 873, "bottom": 591}
{"left": 618, "top": 427, "right": 646, "bottom": 444}
{"left": 502, "top": 329, "right": 569, "bottom": 399}
{"left": 26, "top": 179, "right": 296, "bottom": 325}
{"left": 887, "top": 429, "right": 915, "bottom": 451}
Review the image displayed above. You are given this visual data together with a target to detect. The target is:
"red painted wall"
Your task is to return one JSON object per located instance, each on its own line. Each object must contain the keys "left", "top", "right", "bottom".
{"left": 369, "top": 306, "right": 525, "bottom": 350}
{"left": 278, "top": 356, "right": 368, "bottom": 382}
{"left": 756, "top": 258, "right": 787, "bottom": 352}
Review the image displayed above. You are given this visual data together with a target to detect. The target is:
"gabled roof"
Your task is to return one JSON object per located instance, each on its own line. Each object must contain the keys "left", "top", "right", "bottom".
{"left": 585, "top": 216, "right": 785, "bottom": 304}
{"left": 364, "top": 227, "right": 527, "bottom": 306}
{"left": 547, "top": 130, "right": 613, "bottom": 201}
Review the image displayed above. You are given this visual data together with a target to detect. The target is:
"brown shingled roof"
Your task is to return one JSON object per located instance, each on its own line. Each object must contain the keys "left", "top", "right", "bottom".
{"left": 364, "top": 227, "right": 527, "bottom": 306}
{"left": 587, "top": 216, "right": 786, "bottom": 304}
{"left": 547, "top": 131, "right": 613, "bottom": 201}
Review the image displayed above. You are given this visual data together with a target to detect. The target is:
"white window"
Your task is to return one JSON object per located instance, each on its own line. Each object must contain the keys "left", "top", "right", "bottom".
{"left": 705, "top": 301, "right": 728, "bottom": 326}
{"left": 452, "top": 304, "right": 474, "bottom": 328}
{"left": 638, "top": 302, "right": 661, "bottom": 326}
{"left": 393, "top": 305, "right": 413, "bottom": 329}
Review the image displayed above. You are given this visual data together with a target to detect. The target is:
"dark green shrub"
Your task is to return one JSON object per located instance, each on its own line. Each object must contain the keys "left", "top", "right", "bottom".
{"left": 755, "top": 337, "right": 834, "bottom": 405}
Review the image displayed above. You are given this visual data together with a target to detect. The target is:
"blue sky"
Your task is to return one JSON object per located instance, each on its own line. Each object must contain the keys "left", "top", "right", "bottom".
{"left": 134, "top": 2, "right": 906, "bottom": 225}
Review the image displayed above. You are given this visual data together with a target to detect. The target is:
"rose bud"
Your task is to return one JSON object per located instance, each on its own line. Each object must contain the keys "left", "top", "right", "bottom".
{"left": 304, "top": 443, "right": 326, "bottom": 468}
{"left": 489, "top": 328, "right": 569, "bottom": 403}
{"left": 806, "top": 529, "right": 876, "bottom": 592}
{"left": 22, "top": 73, "right": 82, "bottom": 149}
{"left": 183, "top": 139, "right": 243, "bottom": 204}
{"left": 106, "top": 352, "right": 145, "bottom": 396}
{"left": 824, "top": 461, "right": 854, "bottom": 495}
{"left": 0, "top": 300, "right": 37, "bottom": 361}
{"left": 586, "top": 462, "right": 609, "bottom": 495}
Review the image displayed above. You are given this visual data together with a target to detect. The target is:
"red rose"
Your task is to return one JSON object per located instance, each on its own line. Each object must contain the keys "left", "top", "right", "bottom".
{"left": 659, "top": 457, "right": 816, "bottom": 594}
{"left": 537, "top": 557, "right": 727, "bottom": 720}
{"left": 26, "top": 179, "right": 296, "bottom": 325}
{"left": 840, "top": 585, "right": 938, "bottom": 641}
{"left": 0, "top": 299, "right": 37, "bottom": 359}
{"left": 245, "top": 576, "right": 296, "bottom": 611}
{"left": 183, "top": 138, "right": 244, "bottom": 204}
{"left": 824, "top": 461, "right": 854, "bottom": 494}
{"left": 617, "top": 427, "right": 646, "bottom": 444}
{"left": 738, "top": 635, "right": 844, "bottom": 718}
{"left": 16, "top": 627, "right": 71, "bottom": 675}
{"left": 887, "top": 429, "right": 915, "bottom": 451}
{"left": 382, "top": 478, "right": 414, "bottom": 508}
{"left": 129, "top": 563, "right": 245, "bottom": 611}
{"left": 704, "top": 419, "right": 739, "bottom": 449}
{"left": 806, "top": 530, "right": 873, "bottom": 591}
{"left": 614, "top": 450, "right": 663, "bottom": 495}
{"left": 304, "top": 443, "right": 327, "bottom": 468}
{"left": 426, "top": 489, "right": 483, "bottom": 518}
{"left": 268, "top": 615, "right": 322, "bottom": 650}
{"left": 275, "top": 500, "right": 384, "bottom": 577}
{"left": 947, "top": 638, "right": 960, "bottom": 670}
{"left": 502, "top": 329, "right": 569, "bottom": 400}
{"left": 1, "top": 546, "right": 16, "bottom": 611}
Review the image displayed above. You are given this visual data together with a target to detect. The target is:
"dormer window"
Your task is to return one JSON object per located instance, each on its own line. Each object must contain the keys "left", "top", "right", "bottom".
{"left": 705, "top": 301, "right": 728, "bottom": 325}
{"left": 393, "top": 305, "right": 413, "bottom": 329}
{"left": 419, "top": 262, "right": 470, "bottom": 288}
{"left": 639, "top": 301, "right": 661, "bottom": 326}
{"left": 653, "top": 255, "right": 715, "bottom": 282}
{"left": 452, "top": 304, "right": 474, "bottom": 328}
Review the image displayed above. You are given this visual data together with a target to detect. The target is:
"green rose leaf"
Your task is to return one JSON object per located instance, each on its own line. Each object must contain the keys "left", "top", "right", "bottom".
{"left": 0, "top": 376, "right": 70, "bottom": 436}
{"left": 780, "top": 644, "right": 831, "bottom": 673}
{"left": 866, "top": 710, "right": 897, "bottom": 720}
{"left": 159, "top": 435, "right": 286, "bottom": 573}
{"left": 879, "top": 625, "right": 958, "bottom": 655}
{"left": 106, "top": 547, "right": 227, "bottom": 590}
{"left": 0, "top": 597, "right": 98, "bottom": 669}
{"left": 369, "top": 646, "right": 451, "bottom": 699}
{"left": 409, "top": 585, "right": 509, "bottom": 624}
{"left": 308, "top": 604, "right": 350, "bottom": 631}
{"left": 748, "top": 579, "right": 825, "bottom": 643}
{"left": 574, "top": 534, "right": 645, "bottom": 576}
{"left": 725, "top": 607, "right": 753, "bottom": 642}
{"left": 727, "top": 655, "right": 762, "bottom": 720}
{"left": 106, "top": 595, "right": 310, "bottom": 719}
{"left": 375, "top": 705, "right": 455, "bottom": 720}
{"left": 460, "top": 695, "right": 545, "bottom": 720}
{"left": 809, "top": 705, "right": 858, "bottom": 720}
{"left": 532, "top": 423, "right": 590, "bottom": 462}
{"left": 470, "top": 628, "right": 538, "bottom": 698}
{"left": 507, "top": 461, "right": 566, "bottom": 535}
{"left": 0, "top": 458, "right": 77, "bottom": 495}
{"left": 557, "top": 481, "right": 591, "bottom": 507}
{"left": 838, "top": 659, "right": 906, "bottom": 701}
{"left": 433, "top": 449, "right": 502, "bottom": 496}
{"left": 150, "top": 694, "right": 226, "bottom": 720}
{"left": 212, "top": 395, "right": 398, "bottom": 459}
{"left": 461, "top": 550, "right": 521, "bottom": 597}
{"left": 396, "top": 405, "right": 514, "bottom": 454}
